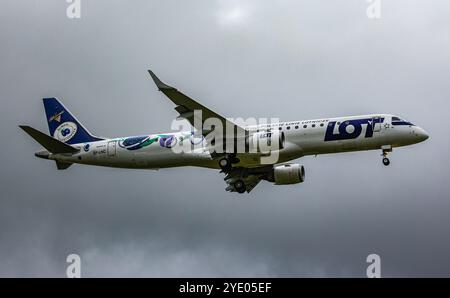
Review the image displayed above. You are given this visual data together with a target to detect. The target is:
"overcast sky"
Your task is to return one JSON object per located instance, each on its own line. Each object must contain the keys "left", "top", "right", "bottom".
{"left": 1, "top": 0, "right": 450, "bottom": 277}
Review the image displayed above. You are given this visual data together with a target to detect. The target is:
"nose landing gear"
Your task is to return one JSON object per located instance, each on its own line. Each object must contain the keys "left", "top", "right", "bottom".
{"left": 381, "top": 145, "right": 392, "bottom": 166}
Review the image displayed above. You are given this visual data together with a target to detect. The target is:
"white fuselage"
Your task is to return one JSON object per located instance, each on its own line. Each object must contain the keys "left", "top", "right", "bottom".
{"left": 49, "top": 114, "right": 429, "bottom": 170}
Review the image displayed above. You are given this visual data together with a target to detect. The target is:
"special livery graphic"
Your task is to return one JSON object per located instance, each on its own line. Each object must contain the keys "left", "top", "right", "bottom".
{"left": 53, "top": 121, "right": 78, "bottom": 142}
{"left": 118, "top": 134, "right": 178, "bottom": 150}
{"left": 118, "top": 135, "right": 159, "bottom": 150}
{"left": 159, "top": 135, "right": 177, "bottom": 148}
{"left": 48, "top": 110, "right": 64, "bottom": 123}
{"left": 117, "top": 133, "right": 205, "bottom": 151}
{"left": 19, "top": 70, "right": 429, "bottom": 193}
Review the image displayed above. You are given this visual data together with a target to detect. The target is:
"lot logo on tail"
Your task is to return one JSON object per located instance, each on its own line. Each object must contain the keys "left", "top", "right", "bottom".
{"left": 54, "top": 122, "right": 78, "bottom": 142}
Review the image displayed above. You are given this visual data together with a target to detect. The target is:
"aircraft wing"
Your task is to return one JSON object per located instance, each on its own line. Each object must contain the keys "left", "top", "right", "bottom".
{"left": 148, "top": 70, "right": 248, "bottom": 138}
{"left": 224, "top": 169, "right": 264, "bottom": 193}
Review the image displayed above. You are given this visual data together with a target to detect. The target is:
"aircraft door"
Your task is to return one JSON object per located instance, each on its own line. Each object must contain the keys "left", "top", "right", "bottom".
{"left": 107, "top": 141, "right": 117, "bottom": 157}
{"left": 372, "top": 116, "right": 382, "bottom": 133}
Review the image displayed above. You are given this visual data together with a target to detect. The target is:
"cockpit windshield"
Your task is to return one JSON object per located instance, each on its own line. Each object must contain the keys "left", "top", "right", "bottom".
{"left": 391, "top": 116, "right": 414, "bottom": 126}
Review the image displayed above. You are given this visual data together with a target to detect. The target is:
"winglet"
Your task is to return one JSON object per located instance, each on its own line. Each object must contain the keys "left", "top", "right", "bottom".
{"left": 148, "top": 70, "right": 176, "bottom": 91}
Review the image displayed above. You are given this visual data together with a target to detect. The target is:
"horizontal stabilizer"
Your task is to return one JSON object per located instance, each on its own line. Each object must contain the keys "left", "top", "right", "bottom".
{"left": 19, "top": 125, "right": 79, "bottom": 154}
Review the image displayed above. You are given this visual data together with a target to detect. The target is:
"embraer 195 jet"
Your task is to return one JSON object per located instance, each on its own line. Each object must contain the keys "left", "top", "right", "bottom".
{"left": 20, "top": 70, "right": 429, "bottom": 193}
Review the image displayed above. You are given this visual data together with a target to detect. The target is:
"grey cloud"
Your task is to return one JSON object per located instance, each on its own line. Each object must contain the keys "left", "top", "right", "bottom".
{"left": 0, "top": 0, "right": 450, "bottom": 277}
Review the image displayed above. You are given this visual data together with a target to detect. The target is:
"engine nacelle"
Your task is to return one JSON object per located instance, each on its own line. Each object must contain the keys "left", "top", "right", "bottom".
{"left": 245, "top": 131, "right": 285, "bottom": 153}
{"left": 272, "top": 163, "right": 305, "bottom": 185}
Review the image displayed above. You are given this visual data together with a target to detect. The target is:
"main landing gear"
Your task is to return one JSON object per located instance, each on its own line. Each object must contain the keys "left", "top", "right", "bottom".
{"left": 220, "top": 156, "right": 247, "bottom": 193}
{"left": 381, "top": 145, "right": 392, "bottom": 166}
{"left": 233, "top": 179, "right": 246, "bottom": 194}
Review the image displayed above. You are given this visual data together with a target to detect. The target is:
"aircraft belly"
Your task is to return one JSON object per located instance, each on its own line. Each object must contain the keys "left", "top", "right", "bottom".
{"left": 129, "top": 149, "right": 213, "bottom": 169}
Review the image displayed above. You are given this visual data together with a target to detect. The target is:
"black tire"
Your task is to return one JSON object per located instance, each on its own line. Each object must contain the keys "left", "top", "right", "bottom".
{"left": 219, "top": 158, "right": 231, "bottom": 171}
{"left": 382, "top": 157, "right": 390, "bottom": 166}
{"left": 219, "top": 158, "right": 229, "bottom": 167}
{"left": 234, "top": 180, "right": 246, "bottom": 193}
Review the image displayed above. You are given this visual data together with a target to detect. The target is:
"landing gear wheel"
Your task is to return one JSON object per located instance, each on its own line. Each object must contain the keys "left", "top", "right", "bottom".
{"left": 219, "top": 158, "right": 231, "bottom": 171}
{"left": 382, "top": 157, "right": 390, "bottom": 166}
{"left": 234, "top": 180, "right": 246, "bottom": 194}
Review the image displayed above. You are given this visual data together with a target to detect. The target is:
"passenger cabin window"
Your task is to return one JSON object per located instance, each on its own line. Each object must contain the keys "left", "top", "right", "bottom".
{"left": 303, "top": 125, "right": 307, "bottom": 128}
{"left": 295, "top": 125, "right": 299, "bottom": 129}
{"left": 312, "top": 124, "right": 316, "bottom": 128}
{"left": 286, "top": 126, "right": 290, "bottom": 130}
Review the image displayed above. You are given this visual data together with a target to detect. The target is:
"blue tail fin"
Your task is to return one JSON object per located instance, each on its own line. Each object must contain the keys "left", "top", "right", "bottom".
{"left": 43, "top": 97, "right": 103, "bottom": 144}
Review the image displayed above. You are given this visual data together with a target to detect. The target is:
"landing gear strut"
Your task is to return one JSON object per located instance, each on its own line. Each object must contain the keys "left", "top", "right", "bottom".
{"left": 381, "top": 145, "right": 392, "bottom": 166}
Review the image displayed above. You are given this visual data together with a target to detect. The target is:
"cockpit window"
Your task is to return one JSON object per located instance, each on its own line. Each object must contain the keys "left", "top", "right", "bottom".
{"left": 392, "top": 116, "right": 414, "bottom": 126}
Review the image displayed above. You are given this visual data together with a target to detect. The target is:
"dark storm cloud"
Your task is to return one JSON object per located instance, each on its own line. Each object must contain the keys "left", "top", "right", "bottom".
{"left": 1, "top": 0, "right": 450, "bottom": 277}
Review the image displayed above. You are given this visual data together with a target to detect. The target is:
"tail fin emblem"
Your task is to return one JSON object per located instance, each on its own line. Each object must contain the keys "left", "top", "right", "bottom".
{"left": 48, "top": 111, "right": 64, "bottom": 123}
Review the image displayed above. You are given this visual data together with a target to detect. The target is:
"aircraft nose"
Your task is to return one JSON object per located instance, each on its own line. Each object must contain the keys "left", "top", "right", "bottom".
{"left": 415, "top": 127, "right": 429, "bottom": 142}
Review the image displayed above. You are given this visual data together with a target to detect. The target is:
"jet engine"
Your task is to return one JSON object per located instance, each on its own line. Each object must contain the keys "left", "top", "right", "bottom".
{"left": 267, "top": 163, "right": 305, "bottom": 185}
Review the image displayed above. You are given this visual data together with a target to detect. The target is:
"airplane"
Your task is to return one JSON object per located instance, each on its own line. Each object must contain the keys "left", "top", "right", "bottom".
{"left": 19, "top": 70, "right": 429, "bottom": 193}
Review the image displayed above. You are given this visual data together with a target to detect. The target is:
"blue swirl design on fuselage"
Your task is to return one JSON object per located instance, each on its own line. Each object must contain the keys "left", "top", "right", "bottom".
{"left": 118, "top": 135, "right": 157, "bottom": 151}
{"left": 189, "top": 132, "right": 205, "bottom": 145}
{"left": 159, "top": 135, "right": 177, "bottom": 148}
